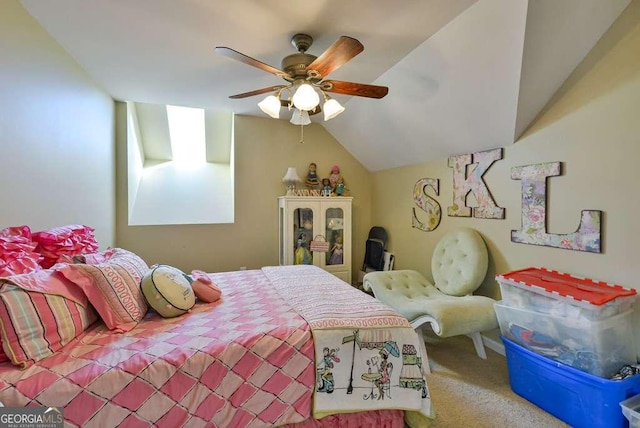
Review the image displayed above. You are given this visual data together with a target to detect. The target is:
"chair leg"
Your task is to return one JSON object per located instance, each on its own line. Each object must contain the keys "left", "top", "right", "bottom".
{"left": 415, "top": 327, "right": 431, "bottom": 374}
{"left": 468, "top": 332, "right": 487, "bottom": 359}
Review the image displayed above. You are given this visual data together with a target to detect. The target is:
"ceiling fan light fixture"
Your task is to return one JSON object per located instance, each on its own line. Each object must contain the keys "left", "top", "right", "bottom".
{"left": 258, "top": 95, "right": 281, "bottom": 118}
{"left": 323, "top": 98, "right": 345, "bottom": 121}
{"left": 218, "top": 34, "right": 389, "bottom": 128}
{"left": 290, "top": 108, "right": 311, "bottom": 126}
{"left": 292, "top": 83, "right": 320, "bottom": 111}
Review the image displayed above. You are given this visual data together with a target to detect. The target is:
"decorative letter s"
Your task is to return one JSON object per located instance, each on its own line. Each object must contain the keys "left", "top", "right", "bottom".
{"left": 412, "top": 178, "right": 441, "bottom": 231}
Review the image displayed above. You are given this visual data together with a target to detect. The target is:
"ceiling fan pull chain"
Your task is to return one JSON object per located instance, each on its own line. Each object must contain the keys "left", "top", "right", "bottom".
{"left": 299, "top": 123, "right": 304, "bottom": 144}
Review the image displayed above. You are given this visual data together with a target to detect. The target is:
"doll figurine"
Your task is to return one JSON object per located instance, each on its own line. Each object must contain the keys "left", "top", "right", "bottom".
{"left": 305, "top": 162, "right": 320, "bottom": 189}
{"left": 335, "top": 176, "right": 346, "bottom": 196}
{"left": 321, "top": 178, "right": 332, "bottom": 197}
{"left": 329, "top": 165, "right": 342, "bottom": 192}
{"left": 295, "top": 234, "right": 311, "bottom": 265}
{"left": 329, "top": 236, "right": 344, "bottom": 265}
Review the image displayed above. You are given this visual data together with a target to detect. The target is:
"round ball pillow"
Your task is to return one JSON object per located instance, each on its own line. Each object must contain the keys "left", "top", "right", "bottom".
{"left": 141, "top": 265, "right": 195, "bottom": 318}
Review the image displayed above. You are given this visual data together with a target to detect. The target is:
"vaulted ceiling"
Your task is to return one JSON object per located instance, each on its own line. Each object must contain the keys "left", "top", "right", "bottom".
{"left": 19, "top": 0, "right": 630, "bottom": 171}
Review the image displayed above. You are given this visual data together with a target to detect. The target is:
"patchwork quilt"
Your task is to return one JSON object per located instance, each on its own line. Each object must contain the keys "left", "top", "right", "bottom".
{"left": 0, "top": 266, "right": 432, "bottom": 427}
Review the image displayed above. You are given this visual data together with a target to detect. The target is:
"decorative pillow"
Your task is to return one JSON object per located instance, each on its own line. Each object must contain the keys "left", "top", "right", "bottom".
{"left": 0, "top": 225, "right": 43, "bottom": 276}
{"left": 32, "top": 225, "right": 99, "bottom": 268}
{"left": 0, "top": 273, "right": 98, "bottom": 369}
{"left": 5, "top": 267, "right": 89, "bottom": 307}
{"left": 58, "top": 247, "right": 116, "bottom": 265}
{"left": 58, "top": 248, "right": 149, "bottom": 332}
{"left": 190, "top": 270, "right": 222, "bottom": 303}
{"left": 141, "top": 265, "right": 196, "bottom": 318}
{"left": 0, "top": 225, "right": 32, "bottom": 240}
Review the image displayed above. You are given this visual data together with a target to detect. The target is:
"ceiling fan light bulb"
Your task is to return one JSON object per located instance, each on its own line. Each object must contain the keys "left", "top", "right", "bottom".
{"left": 290, "top": 108, "right": 311, "bottom": 126}
{"left": 323, "top": 98, "right": 345, "bottom": 121}
{"left": 258, "top": 95, "right": 281, "bottom": 118}
{"left": 292, "top": 84, "right": 320, "bottom": 111}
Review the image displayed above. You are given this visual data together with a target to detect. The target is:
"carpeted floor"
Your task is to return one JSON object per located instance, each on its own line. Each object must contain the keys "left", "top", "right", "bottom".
{"left": 422, "top": 333, "right": 569, "bottom": 427}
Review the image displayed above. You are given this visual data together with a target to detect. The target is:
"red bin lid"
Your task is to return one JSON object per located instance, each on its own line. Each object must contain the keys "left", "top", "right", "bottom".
{"left": 498, "top": 267, "right": 636, "bottom": 305}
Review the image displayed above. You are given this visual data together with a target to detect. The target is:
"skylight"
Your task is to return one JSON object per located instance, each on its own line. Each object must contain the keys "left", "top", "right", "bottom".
{"left": 166, "top": 105, "right": 205, "bottom": 164}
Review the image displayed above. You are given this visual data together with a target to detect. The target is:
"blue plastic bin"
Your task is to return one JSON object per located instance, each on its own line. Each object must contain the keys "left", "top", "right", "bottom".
{"left": 502, "top": 336, "right": 640, "bottom": 427}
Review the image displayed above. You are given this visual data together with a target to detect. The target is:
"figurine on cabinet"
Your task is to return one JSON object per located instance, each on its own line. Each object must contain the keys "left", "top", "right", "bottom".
{"left": 321, "top": 178, "right": 332, "bottom": 197}
{"left": 335, "top": 176, "right": 346, "bottom": 196}
{"left": 305, "top": 162, "right": 320, "bottom": 189}
{"left": 329, "top": 165, "right": 342, "bottom": 192}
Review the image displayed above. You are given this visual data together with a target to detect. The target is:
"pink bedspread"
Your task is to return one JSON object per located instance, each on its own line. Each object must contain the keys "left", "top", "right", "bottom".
{"left": 0, "top": 267, "right": 422, "bottom": 427}
{"left": 0, "top": 269, "right": 316, "bottom": 427}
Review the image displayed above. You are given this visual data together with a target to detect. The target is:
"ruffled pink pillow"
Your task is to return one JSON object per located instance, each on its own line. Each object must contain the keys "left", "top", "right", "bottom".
{"left": 32, "top": 225, "right": 99, "bottom": 268}
{"left": 0, "top": 225, "right": 43, "bottom": 276}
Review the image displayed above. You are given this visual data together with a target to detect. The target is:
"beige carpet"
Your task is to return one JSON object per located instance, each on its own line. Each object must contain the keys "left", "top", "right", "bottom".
{"left": 422, "top": 333, "right": 569, "bottom": 428}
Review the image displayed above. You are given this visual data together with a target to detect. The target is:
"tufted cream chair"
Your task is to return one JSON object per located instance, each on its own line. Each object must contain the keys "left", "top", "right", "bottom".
{"left": 363, "top": 228, "right": 498, "bottom": 373}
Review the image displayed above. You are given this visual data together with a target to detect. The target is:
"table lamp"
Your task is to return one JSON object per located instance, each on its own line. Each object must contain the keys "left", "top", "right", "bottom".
{"left": 282, "top": 167, "right": 302, "bottom": 195}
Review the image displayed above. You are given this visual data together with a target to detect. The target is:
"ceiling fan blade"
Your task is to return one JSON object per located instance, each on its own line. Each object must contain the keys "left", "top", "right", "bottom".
{"left": 228, "top": 85, "right": 288, "bottom": 99}
{"left": 307, "top": 36, "right": 364, "bottom": 79}
{"left": 321, "top": 80, "right": 389, "bottom": 99}
{"left": 215, "top": 47, "right": 289, "bottom": 79}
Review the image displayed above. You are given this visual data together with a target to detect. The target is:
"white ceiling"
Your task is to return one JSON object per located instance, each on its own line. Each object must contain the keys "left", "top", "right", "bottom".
{"left": 19, "top": 0, "right": 630, "bottom": 171}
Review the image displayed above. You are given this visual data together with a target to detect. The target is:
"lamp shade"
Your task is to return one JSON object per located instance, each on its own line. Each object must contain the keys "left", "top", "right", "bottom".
{"left": 292, "top": 84, "right": 320, "bottom": 111}
{"left": 258, "top": 95, "right": 281, "bottom": 118}
{"left": 282, "top": 167, "right": 301, "bottom": 195}
{"left": 323, "top": 98, "right": 345, "bottom": 121}
{"left": 290, "top": 109, "right": 311, "bottom": 125}
{"left": 282, "top": 167, "right": 301, "bottom": 184}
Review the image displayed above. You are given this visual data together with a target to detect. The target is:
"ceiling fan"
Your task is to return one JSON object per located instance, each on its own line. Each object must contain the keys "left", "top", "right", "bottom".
{"left": 215, "top": 33, "right": 389, "bottom": 122}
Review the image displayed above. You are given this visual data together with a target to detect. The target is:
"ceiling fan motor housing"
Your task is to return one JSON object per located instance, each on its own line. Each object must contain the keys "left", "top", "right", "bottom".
{"left": 291, "top": 33, "right": 313, "bottom": 52}
{"left": 281, "top": 53, "right": 317, "bottom": 79}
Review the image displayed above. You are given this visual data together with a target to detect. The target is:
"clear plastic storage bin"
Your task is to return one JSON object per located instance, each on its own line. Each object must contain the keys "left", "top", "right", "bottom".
{"left": 496, "top": 267, "right": 637, "bottom": 321}
{"left": 620, "top": 394, "right": 640, "bottom": 428}
{"left": 494, "top": 300, "right": 636, "bottom": 378}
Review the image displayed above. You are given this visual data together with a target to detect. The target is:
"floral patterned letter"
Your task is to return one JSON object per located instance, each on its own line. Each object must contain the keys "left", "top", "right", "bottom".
{"left": 447, "top": 148, "right": 505, "bottom": 219}
{"left": 412, "top": 178, "right": 441, "bottom": 231}
{"left": 511, "top": 162, "right": 601, "bottom": 253}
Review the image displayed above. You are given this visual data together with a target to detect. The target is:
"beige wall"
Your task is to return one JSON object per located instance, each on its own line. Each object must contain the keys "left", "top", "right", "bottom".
{"left": 371, "top": 2, "right": 640, "bottom": 306}
{"left": 115, "top": 109, "right": 372, "bottom": 283}
{"left": 0, "top": 0, "right": 115, "bottom": 246}
{"left": 2, "top": 0, "right": 374, "bottom": 284}
{"left": 6, "top": 0, "right": 637, "bottom": 301}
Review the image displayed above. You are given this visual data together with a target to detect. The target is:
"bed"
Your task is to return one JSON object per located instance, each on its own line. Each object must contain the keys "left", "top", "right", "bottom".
{"left": 0, "top": 245, "right": 433, "bottom": 427}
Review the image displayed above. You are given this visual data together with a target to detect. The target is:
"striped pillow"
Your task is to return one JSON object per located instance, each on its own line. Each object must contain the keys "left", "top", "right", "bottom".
{"left": 58, "top": 248, "right": 149, "bottom": 332}
{"left": 57, "top": 247, "right": 117, "bottom": 265}
{"left": 0, "top": 281, "right": 98, "bottom": 369}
